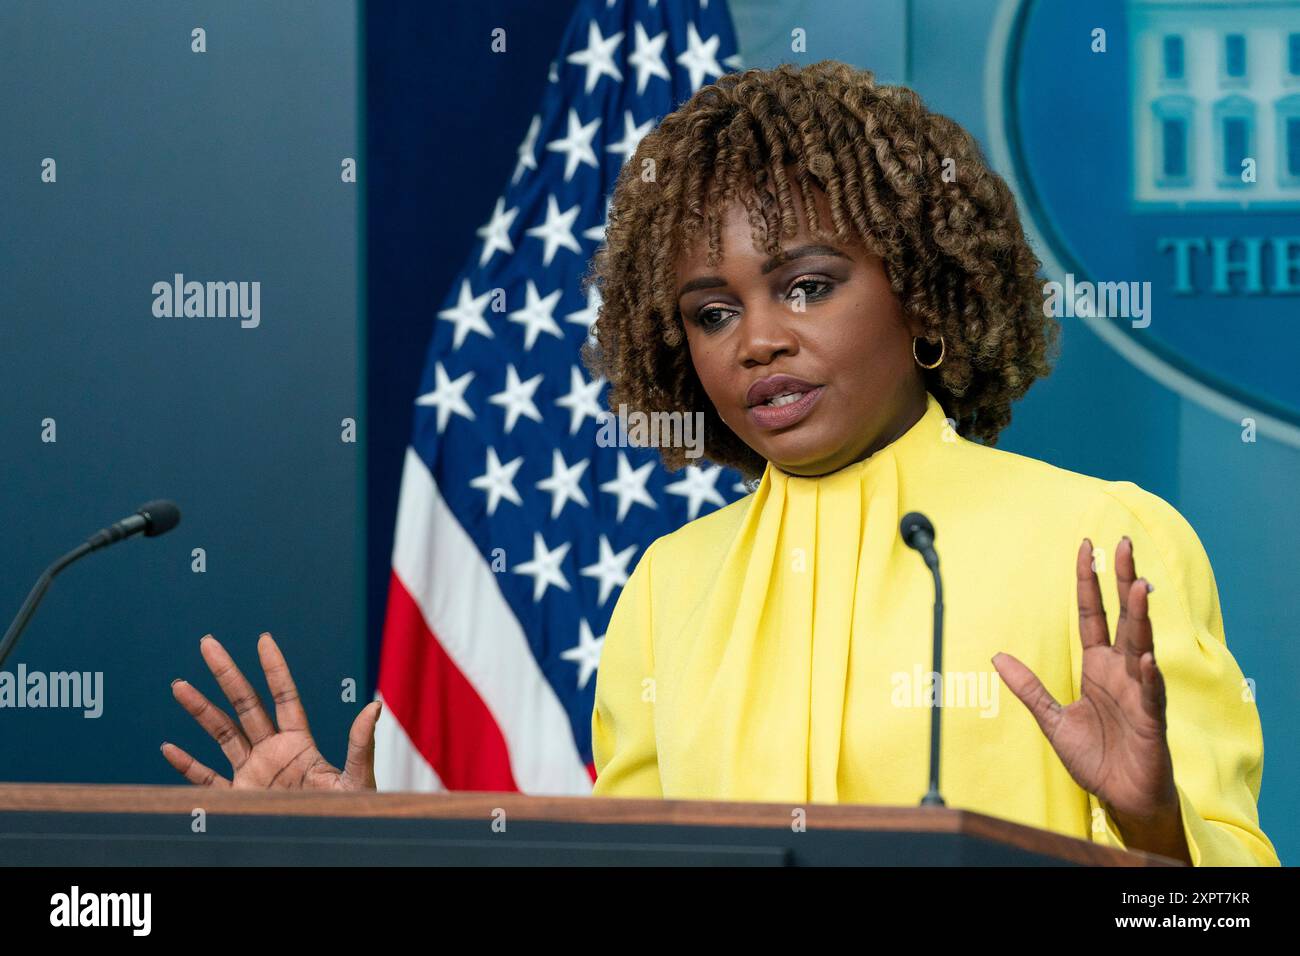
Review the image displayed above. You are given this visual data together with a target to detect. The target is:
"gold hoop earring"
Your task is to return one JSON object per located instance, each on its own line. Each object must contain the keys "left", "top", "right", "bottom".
{"left": 913, "top": 335, "right": 945, "bottom": 370}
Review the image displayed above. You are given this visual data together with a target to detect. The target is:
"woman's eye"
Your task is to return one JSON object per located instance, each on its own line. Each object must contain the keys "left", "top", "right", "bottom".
{"left": 788, "top": 277, "right": 832, "bottom": 304}
{"left": 695, "top": 306, "right": 735, "bottom": 330}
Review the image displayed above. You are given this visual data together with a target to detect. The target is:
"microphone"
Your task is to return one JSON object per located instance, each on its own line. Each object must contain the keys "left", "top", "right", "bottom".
{"left": 85, "top": 499, "right": 180, "bottom": 551}
{"left": 0, "top": 500, "right": 181, "bottom": 669}
{"left": 900, "top": 511, "right": 945, "bottom": 807}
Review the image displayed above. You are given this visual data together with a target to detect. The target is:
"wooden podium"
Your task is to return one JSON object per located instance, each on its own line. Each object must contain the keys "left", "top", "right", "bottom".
{"left": 0, "top": 783, "right": 1182, "bottom": 866}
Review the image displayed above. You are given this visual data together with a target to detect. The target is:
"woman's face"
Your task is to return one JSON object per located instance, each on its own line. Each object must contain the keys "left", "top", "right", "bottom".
{"left": 675, "top": 178, "right": 929, "bottom": 477}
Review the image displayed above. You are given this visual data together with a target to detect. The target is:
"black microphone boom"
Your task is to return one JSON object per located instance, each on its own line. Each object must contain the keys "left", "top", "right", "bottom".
{"left": 0, "top": 500, "right": 180, "bottom": 669}
{"left": 900, "top": 510, "right": 946, "bottom": 807}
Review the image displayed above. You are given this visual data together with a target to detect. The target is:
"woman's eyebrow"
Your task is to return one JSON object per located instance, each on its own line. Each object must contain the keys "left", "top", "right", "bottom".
{"left": 760, "top": 244, "right": 849, "bottom": 274}
{"left": 676, "top": 244, "right": 850, "bottom": 299}
{"left": 677, "top": 275, "right": 728, "bottom": 298}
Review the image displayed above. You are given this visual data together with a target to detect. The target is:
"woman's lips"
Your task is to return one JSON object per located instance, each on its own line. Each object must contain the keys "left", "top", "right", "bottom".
{"left": 745, "top": 385, "right": 825, "bottom": 430}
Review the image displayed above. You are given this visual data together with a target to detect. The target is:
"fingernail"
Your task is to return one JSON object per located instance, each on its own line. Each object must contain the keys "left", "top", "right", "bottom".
{"left": 159, "top": 742, "right": 169, "bottom": 751}
{"left": 259, "top": 631, "right": 271, "bottom": 639}
{"left": 1122, "top": 535, "right": 1131, "bottom": 548}
{"left": 991, "top": 653, "right": 1002, "bottom": 665}
{"left": 170, "top": 678, "right": 183, "bottom": 687}
{"left": 200, "top": 634, "right": 213, "bottom": 646}
{"left": 1082, "top": 537, "right": 1092, "bottom": 548}
{"left": 1145, "top": 580, "right": 1154, "bottom": 593}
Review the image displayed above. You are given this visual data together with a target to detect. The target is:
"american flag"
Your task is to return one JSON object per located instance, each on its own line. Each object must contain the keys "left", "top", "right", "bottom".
{"left": 374, "top": 0, "right": 745, "bottom": 794}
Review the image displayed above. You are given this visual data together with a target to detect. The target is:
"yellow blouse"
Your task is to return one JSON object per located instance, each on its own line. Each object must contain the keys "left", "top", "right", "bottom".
{"left": 591, "top": 390, "right": 1280, "bottom": 866}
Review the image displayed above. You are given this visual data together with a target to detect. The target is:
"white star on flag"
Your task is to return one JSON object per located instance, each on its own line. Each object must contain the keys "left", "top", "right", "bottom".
{"left": 628, "top": 23, "right": 670, "bottom": 94}
{"left": 665, "top": 464, "right": 727, "bottom": 520}
{"left": 565, "top": 284, "right": 602, "bottom": 342}
{"left": 536, "top": 449, "right": 591, "bottom": 518}
{"left": 606, "top": 110, "right": 656, "bottom": 166}
{"left": 508, "top": 279, "right": 565, "bottom": 349}
{"left": 524, "top": 194, "right": 583, "bottom": 267}
{"left": 511, "top": 114, "right": 541, "bottom": 185}
{"left": 555, "top": 366, "right": 607, "bottom": 434}
{"left": 545, "top": 108, "right": 602, "bottom": 182}
{"left": 514, "top": 532, "right": 573, "bottom": 602}
{"left": 562, "top": 619, "right": 605, "bottom": 690}
{"left": 414, "top": 362, "right": 475, "bottom": 432}
{"left": 476, "top": 196, "right": 518, "bottom": 266}
{"left": 565, "top": 21, "right": 624, "bottom": 94}
{"left": 437, "top": 279, "right": 495, "bottom": 350}
{"left": 582, "top": 198, "right": 612, "bottom": 245}
{"left": 600, "top": 451, "right": 658, "bottom": 521}
{"left": 677, "top": 22, "right": 725, "bottom": 92}
{"left": 470, "top": 447, "right": 524, "bottom": 516}
{"left": 489, "top": 364, "right": 545, "bottom": 433}
{"left": 581, "top": 534, "right": 638, "bottom": 605}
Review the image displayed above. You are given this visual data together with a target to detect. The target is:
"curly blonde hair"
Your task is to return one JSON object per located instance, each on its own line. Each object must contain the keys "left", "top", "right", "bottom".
{"left": 579, "top": 60, "right": 1059, "bottom": 480}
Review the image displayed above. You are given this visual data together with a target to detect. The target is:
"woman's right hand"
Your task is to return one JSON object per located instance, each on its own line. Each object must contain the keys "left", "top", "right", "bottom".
{"left": 161, "top": 632, "right": 380, "bottom": 791}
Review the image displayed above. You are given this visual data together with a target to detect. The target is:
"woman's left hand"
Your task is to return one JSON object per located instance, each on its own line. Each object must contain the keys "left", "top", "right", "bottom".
{"left": 992, "top": 536, "right": 1190, "bottom": 862}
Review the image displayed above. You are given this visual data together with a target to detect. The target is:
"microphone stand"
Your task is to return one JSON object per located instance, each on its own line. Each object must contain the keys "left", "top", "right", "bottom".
{"left": 1, "top": 501, "right": 180, "bottom": 670}
{"left": 901, "top": 511, "right": 946, "bottom": 807}
{"left": 0, "top": 542, "right": 94, "bottom": 671}
{"left": 919, "top": 559, "right": 945, "bottom": 807}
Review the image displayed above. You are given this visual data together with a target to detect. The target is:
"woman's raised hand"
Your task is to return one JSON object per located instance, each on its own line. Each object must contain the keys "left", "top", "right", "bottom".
{"left": 992, "top": 537, "right": 1190, "bottom": 862}
{"left": 161, "top": 632, "right": 380, "bottom": 791}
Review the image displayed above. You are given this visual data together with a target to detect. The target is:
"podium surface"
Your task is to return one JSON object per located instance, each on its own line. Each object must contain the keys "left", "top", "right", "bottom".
{"left": 0, "top": 783, "right": 1183, "bottom": 866}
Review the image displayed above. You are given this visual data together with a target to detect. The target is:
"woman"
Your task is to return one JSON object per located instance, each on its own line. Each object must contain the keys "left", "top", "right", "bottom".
{"left": 161, "top": 61, "right": 1279, "bottom": 866}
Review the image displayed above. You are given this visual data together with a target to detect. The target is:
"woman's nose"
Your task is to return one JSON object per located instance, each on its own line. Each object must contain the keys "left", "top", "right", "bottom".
{"left": 737, "top": 300, "right": 798, "bottom": 366}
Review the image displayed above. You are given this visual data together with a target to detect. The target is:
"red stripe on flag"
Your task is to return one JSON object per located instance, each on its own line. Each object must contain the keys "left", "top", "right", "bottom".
{"left": 378, "top": 570, "right": 519, "bottom": 792}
